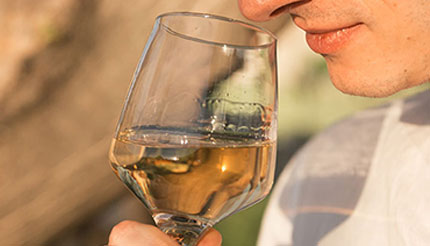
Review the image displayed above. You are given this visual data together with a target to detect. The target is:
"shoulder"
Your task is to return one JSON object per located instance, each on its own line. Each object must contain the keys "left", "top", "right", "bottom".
{"left": 258, "top": 91, "right": 430, "bottom": 245}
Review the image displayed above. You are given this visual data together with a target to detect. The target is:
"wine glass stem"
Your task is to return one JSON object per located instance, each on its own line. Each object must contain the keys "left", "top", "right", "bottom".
{"left": 153, "top": 213, "right": 210, "bottom": 246}
{"left": 162, "top": 228, "right": 201, "bottom": 246}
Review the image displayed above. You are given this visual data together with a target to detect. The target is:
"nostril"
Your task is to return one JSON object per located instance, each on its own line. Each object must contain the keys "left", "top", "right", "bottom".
{"left": 270, "top": 5, "right": 289, "bottom": 17}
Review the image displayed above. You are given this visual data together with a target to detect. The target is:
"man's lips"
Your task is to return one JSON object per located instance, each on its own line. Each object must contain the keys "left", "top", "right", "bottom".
{"left": 303, "top": 24, "right": 363, "bottom": 54}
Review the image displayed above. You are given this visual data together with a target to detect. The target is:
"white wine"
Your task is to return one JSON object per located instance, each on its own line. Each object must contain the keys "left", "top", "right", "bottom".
{"left": 109, "top": 127, "right": 276, "bottom": 225}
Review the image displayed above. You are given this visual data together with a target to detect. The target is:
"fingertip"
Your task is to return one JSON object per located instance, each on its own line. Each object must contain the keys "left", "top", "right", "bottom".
{"left": 109, "top": 220, "right": 140, "bottom": 245}
{"left": 198, "top": 228, "right": 222, "bottom": 246}
{"left": 108, "top": 220, "right": 177, "bottom": 246}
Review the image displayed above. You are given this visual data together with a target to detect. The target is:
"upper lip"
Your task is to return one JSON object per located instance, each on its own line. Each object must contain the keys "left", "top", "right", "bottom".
{"left": 292, "top": 17, "right": 362, "bottom": 34}
{"left": 306, "top": 24, "right": 361, "bottom": 34}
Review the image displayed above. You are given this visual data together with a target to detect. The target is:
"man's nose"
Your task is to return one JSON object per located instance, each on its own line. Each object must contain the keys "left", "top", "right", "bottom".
{"left": 238, "top": 0, "right": 305, "bottom": 22}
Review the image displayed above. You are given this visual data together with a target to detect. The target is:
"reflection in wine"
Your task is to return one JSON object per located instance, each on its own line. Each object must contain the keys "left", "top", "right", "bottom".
{"left": 110, "top": 128, "right": 276, "bottom": 225}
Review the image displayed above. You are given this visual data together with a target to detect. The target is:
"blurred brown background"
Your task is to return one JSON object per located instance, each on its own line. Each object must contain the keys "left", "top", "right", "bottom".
{"left": 3, "top": 0, "right": 428, "bottom": 245}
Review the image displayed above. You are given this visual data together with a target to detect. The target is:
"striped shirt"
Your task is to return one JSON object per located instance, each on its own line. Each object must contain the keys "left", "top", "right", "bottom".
{"left": 258, "top": 91, "right": 430, "bottom": 246}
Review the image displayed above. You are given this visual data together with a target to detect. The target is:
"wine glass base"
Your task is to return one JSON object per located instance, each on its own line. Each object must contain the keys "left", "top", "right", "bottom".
{"left": 153, "top": 212, "right": 211, "bottom": 246}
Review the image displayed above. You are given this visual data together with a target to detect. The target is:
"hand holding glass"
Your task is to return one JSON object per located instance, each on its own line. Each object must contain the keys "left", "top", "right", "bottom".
{"left": 109, "top": 12, "right": 278, "bottom": 246}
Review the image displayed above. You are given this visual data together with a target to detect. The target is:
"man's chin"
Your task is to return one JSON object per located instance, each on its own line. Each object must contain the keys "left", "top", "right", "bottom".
{"left": 335, "top": 87, "right": 396, "bottom": 98}
{"left": 329, "top": 74, "right": 406, "bottom": 98}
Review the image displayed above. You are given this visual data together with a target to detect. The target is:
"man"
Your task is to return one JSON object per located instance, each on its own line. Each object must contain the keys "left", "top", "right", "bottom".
{"left": 108, "top": 0, "right": 430, "bottom": 245}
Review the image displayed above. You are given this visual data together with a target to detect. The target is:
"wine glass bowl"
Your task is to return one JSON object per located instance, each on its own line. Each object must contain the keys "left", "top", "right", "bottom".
{"left": 109, "top": 12, "right": 277, "bottom": 246}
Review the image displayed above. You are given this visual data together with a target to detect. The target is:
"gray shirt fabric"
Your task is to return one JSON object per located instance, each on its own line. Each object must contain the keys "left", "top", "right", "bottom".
{"left": 258, "top": 91, "right": 430, "bottom": 246}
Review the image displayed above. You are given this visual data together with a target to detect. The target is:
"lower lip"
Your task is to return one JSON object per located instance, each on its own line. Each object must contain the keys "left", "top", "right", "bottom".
{"left": 305, "top": 24, "right": 362, "bottom": 54}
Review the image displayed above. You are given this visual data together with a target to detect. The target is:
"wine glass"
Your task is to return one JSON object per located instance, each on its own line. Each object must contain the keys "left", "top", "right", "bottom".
{"left": 109, "top": 12, "right": 278, "bottom": 246}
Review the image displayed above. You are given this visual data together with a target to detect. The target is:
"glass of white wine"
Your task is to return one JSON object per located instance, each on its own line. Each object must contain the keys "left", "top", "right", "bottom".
{"left": 109, "top": 12, "right": 278, "bottom": 246}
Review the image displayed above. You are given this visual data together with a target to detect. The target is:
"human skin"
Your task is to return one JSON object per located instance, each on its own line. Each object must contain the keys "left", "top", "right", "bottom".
{"left": 108, "top": 220, "right": 222, "bottom": 246}
{"left": 239, "top": 0, "right": 430, "bottom": 97}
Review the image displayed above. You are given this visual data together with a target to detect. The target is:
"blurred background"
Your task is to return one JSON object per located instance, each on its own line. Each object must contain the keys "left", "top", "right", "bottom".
{"left": 1, "top": 0, "right": 428, "bottom": 245}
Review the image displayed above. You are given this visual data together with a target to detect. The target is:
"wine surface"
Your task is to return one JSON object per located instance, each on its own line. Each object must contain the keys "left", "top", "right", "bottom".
{"left": 109, "top": 127, "right": 275, "bottom": 223}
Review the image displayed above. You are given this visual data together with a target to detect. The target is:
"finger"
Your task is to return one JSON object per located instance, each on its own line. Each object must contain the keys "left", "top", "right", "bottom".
{"left": 108, "top": 220, "right": 177, "bottom": 246}
{"left": 197, "top": 228, "right": 222, "bottom": 246}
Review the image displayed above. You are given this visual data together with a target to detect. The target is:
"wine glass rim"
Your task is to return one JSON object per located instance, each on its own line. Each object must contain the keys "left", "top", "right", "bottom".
{"left": 156, "top": 11, "right": 277, "bottom": 49}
